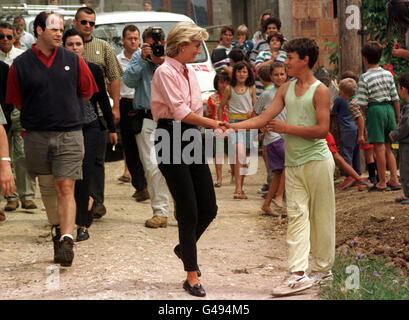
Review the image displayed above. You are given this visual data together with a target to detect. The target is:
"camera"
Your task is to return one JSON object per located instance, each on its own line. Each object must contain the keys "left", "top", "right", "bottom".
{"left": 150, "top": 27, "right": 164, "bottom": 57}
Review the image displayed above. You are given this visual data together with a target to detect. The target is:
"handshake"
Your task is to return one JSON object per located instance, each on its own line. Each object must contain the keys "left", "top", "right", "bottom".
{"left": 211, "top": 119, "right": 286, "bottom": 138}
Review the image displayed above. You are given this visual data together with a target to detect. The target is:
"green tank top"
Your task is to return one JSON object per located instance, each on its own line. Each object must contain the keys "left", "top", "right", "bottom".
{"left": 284, "top": 79, "right": 331, "bottom": 166}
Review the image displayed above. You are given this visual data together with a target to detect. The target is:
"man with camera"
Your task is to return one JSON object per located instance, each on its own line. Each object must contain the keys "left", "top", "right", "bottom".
{"left": 123, "top": 27, "right": 169, "bottom": 228}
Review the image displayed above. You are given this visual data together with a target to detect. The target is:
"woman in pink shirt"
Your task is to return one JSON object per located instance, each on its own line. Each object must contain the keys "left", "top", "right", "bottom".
{"left": 151, "top": 22, "right": 222, "bottom": 298}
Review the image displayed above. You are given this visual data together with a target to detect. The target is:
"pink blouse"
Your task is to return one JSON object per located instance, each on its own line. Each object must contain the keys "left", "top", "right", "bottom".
{"left": 151, "top": 56, "right": 203, "bottom": 122}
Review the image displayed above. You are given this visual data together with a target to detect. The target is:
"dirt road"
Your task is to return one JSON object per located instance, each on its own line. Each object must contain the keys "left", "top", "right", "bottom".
{"left": 0, "top": 156, "right": 321, "bottom": 300}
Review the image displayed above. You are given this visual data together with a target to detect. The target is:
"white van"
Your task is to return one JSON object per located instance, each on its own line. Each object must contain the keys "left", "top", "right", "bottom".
{"left": 24, "top": 10, "right": 216, "bottom": 109}
{"left": 93, "top": 11, "right": 217, "bottom": 109}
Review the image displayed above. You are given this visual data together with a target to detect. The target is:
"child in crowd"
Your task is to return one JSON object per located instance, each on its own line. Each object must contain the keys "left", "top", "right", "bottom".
{"left": 356, "top": 41, "right": 401, "bottom": 191}
{"left": 232, "top": 24, "right": 254, "bottom": 58}
{"left": 338, "top": 72, "right": 378, "bottom": 186}
{"left": 206, "top": 70, "right": 231, "bottom": 187}
{"left": 332, "top": 73, "right": 362, "bottom": 188}
{"left": 326, "top": 133, "right": 372, "bottom": 191}
{"left": 219, "top": 61, "right": 257, "bottom": 199}
{"left": 254, "top": 62, "right": 288, "bottom": 214}
{"left": 254, "top": 64, "right": 274, "bottom": 195}
{"left": 254, "top": 32, "right": 286, "bottom": 97}
{"left": 390, "top": 72, "right": 409, "bottom": 203}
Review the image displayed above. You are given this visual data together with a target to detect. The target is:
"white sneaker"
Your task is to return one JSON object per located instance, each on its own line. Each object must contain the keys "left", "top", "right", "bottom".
{"left": 310, "top": 271, "right": 333, "bottom": 286}
{"left": 286, "top": 273, "right": 313, "bottom": 289}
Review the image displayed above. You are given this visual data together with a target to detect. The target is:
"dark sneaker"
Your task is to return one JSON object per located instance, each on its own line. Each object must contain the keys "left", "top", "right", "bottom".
{"left": 76, "top": 228, "right": 90, "bottom": 242}
{"left": 51, "top": 225, "right": 61, "bottom": 264}
{"left": 91, "top": 202, "right": 107, "bottom": 219}
{"left": 57, "top": 236, "right": 74, "bottom": 267}
{"left": 133, "top": 188, "right": 150, "bottom": 202}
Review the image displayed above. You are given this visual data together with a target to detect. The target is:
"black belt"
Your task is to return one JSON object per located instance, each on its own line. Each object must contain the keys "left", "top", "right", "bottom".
{"left": 132, "top": 109, "right": 153, "bottom": 120}
{"left": 121, "top": 98, "right": 133, "bottom": 103}
{"left": 157, "top": 119, "right": 197, "bottom": 130}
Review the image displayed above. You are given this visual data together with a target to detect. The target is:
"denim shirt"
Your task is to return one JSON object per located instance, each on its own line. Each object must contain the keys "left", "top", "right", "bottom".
{"left": 122, "top": 49, "right": 157, "bottom": 111}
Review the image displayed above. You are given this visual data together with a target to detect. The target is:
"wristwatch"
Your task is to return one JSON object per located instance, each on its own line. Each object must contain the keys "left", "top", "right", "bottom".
{"left": 0, "top": 157, "right": 11, "bottom": 162}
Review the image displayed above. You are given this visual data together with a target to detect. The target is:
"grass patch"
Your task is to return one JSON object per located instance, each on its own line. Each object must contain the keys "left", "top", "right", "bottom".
{"left": 319, "top": 247, "right": 409, "bottom": 300}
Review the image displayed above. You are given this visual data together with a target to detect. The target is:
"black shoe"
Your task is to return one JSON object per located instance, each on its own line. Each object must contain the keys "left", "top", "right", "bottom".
{"left": 76, "top": 228, "right": 90, "bottom": 242}
{"left": 92, "top": 203, "right": 106, "bottom": 219}
{"left": 174, "top": 245, "right": 201, "bottom": 277}
{"left": 57, "top": 236, "right": 74, "bottom": 267}
{"left": 183, "top": 280, "right": 206, "bottom": 297}
{"left": 51, "top": 225, "right": 61, "bottom": 264}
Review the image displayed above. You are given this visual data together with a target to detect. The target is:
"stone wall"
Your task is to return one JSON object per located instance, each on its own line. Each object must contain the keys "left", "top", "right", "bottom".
{"left": 291, "top": 0, "right": 338, "bottom": 70}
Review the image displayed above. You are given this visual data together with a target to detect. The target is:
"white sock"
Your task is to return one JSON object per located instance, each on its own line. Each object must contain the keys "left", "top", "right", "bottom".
{"left": 60, "top": 234, "right": 73, "bottom": 241}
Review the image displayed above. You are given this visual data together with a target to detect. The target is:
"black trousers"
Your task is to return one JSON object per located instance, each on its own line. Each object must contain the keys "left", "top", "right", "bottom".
{"left": 75, "top": 120, "right": 100, "bottom": 228}
{"left": 156, "top": 120, "right": 218, "bottom": 271}
{"left": 119, "top": 99, "right": 147, "bottom": 191}
{"left": 89, "top": 117, "right": 107, "bottom": 204}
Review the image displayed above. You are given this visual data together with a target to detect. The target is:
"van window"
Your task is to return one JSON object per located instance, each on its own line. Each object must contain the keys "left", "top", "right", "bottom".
{"left": 94, "top": 22, "right": 208, "bottom": 63}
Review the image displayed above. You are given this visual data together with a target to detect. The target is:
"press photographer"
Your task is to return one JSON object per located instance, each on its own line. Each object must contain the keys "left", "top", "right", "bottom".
{"left": 122, "top": 26, "right": 170, "bottom": 229}
{"left": 141, "top": 27, "right": 165, "bottom": 69}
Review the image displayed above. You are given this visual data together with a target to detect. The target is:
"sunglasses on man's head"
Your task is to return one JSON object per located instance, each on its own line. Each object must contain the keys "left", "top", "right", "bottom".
{"left": 80, "top": 20, "right": 95, "bottom": 27}
{"left": 0, "top": 34, "right": 13, "bottom": 40}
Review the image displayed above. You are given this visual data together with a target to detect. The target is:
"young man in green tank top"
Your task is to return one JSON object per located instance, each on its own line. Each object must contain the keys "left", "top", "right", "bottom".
{"left": 226, "top": 38, "right": 335, "bottom": 291}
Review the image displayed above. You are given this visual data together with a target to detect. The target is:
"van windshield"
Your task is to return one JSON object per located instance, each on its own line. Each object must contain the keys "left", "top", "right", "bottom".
{"left": 94, "top": 22, "right": 208, "bottom": 63}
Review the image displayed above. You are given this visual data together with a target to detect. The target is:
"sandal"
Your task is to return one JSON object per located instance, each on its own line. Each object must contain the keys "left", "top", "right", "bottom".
{"left": 387, "top": 182, "right": 402, "bottom": 191}
{"left": 233, "top": 191, "right": 248, "bottom": 199}
{"left": 357, "top": 179, "right": 372, "bottom": 191}
{"left": 214, "top": 181, "right": 222, "bottom": 188}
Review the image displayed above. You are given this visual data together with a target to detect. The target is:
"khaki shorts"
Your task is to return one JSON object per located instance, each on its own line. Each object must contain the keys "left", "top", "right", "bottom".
{"left": 24, "top": 130, "right": 84, "bottom": 180}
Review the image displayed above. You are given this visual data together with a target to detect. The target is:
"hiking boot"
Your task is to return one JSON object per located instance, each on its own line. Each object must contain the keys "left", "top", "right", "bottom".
{"left": 4, "top": 200, "right": 19, "bottom": 211}
{"left": 133, "top": 188, "right": 150, "bottom": 202}
{"left": 285, "top": 273, "right": 313, "bottom": 289}
{"left": 0, "top": 209, "right": 6, "bottom": 222}
{"left": 22, "top": 200, "right": 38, "bottom": 210}
{"left": 57, "top": 236, "right": 74, "bottom": 267}
{"left": 91, "top": 202, "right": 106, "bottom": 219}
{"left": 51, "top": 225, "right": 61, "bottom": 264}
{"left": 145, "top": 215, "right": 167, "bottom": 228}
{"left": 310, "top": 271, "right": 333, "bottom": 286}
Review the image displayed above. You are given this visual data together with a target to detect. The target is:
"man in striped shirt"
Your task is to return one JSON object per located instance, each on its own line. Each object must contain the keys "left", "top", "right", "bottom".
{"left": 356, "top": 41, "right": 401, "bottom": 191}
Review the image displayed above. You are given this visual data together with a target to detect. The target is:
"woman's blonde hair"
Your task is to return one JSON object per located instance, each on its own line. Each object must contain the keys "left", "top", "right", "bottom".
{"left": 165, "top": 22, "right": 209, "bottom": 58}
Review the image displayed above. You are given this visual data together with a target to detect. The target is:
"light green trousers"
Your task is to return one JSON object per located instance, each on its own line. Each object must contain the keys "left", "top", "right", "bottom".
{"left": 285, "top": 158, "right": 336, "bottom": 274}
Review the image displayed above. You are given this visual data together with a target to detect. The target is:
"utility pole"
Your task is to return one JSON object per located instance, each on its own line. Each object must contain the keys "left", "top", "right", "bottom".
{"left": 338, "top": 0, "right": 363, "bottom": 77}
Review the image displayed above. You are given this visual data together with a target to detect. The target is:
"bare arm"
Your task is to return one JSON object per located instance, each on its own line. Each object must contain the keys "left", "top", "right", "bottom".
{"left": 107, "top": 79, "right": 121, "bottom": 124}
{"left": 393, "top": 100, "right": 400, "bottom": 124}
{"left": 0, "top": 125, "right": 15, "bottom": 197}
{"left": 229, "top": 82, "right": 288, "bottom": 130}
{"left": 182, "top": 112, "right": 221, "bottom": 130}
{"left": 218, "top": 85, "right": 231, "bottom": 121}
{"left": 356, "top": 116, "right": 365, "bottom": 145}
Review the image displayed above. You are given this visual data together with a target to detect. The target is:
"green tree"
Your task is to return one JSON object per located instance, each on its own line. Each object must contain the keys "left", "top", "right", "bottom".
{"left": 363, "top": 0, "right": 409, "bottom": 76}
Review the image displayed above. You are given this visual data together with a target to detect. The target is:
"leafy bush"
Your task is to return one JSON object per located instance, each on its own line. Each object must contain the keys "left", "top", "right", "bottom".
{"left": 363, "top": 0, "right": 409, "bottom": 77}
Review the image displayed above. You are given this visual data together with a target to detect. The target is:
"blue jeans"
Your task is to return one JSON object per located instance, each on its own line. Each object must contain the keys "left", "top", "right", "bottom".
{"left": 340, "top": 129, "right": 361, "bottom": 175}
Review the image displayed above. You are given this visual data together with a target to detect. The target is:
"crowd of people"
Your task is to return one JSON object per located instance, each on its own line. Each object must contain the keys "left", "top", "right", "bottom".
{"left": 1, "top": 1, "right": 409, "bottom": 298}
